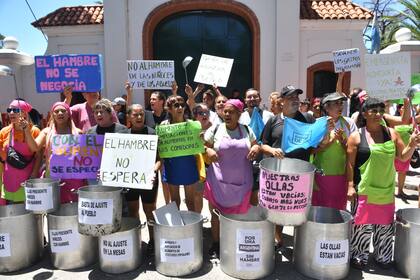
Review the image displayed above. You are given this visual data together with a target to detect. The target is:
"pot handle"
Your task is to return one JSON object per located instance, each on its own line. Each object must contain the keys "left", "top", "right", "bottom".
{"left": 147, "top": 220, "right": 156, "bottom": 227}
{"left": 59, "top": 182, "right": 66, "bottom": 187}
{"left": 138, "top": 221, "right": 147, "bottom": 229}
{"left": 315, "top": 168, "right": 324, "bottom": 176}
{"left": 212, "top": 208, "right": 221, "bottom": 217}
{"left": 202, "top": 216, "right": 209, "bottom": 223}
{"left": 122, "top": 188, "right": 130, "bottom": 194}
{"left": 70, "top": 188, "right": 79, "bottom": 194}
{"left": 395, "top": 217, "right": 410, "bottom": 229}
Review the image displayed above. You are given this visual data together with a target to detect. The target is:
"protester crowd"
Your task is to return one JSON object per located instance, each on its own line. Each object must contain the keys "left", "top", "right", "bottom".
{"left": 1, "top": 76, "right": 420, "bottom": 270}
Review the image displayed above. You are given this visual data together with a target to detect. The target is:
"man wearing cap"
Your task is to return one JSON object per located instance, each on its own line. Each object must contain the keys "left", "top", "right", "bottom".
{"left": 112, "top": 97, "right": 127, "bottom": 125}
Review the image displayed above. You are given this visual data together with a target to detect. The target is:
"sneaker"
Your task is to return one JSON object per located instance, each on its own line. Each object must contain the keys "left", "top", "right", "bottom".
{"left": 208, "top": 242, "right": 220, "bottom": 258}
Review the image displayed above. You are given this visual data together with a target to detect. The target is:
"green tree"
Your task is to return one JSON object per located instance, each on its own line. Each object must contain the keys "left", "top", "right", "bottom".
{"left": 384, "top": 0, "right": 420, "bottom": 44}
{"left": 0, "top": 34, "right": 4, "bottom": 49}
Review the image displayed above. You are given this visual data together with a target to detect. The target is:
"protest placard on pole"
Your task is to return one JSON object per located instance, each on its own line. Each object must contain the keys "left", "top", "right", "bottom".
{"left": 100, "top": 133, "right": 158, "bottom": 189}
{"left": 50, "top": 135, "right": 104, "bottom": 179}
{"left": 193, "top": 54, "right": 234, "bottom": 87}
{"left": 35, "top": 54, "right": 103, "bottom": 93}
{"left": 156, "top": 121, "right": 204, "bottom": 158}
{"left": 365, "top": 53, "right": 411, "bottom": 100}
{"left": 332, "top": 48, "right": 361, "bottom": 73}
{"left": 127, "top": 60, "right": 174, "bottom": 89}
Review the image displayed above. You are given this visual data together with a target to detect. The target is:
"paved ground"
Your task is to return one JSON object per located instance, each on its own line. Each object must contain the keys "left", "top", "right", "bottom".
{"left": 2, "top": 168, "right": 419, "bottom": 280}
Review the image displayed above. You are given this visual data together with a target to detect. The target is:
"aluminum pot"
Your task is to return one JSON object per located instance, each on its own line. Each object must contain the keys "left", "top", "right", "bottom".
{"left": 99, "top": 217, "right": 143, "bottom": 274}
{"left": 48, "top": 203, "right": 98, "bottom": 269}
{"left": 217, "top": 206, "right": 275, "bottom": 279}
{"left": 78, "top": 185, "right": 123, "bottom": 237}
{"left": 395, "top": 208, "right": 420, "bottom": 280}
{"left": 259, "top": 158, "right": 317, "bottom": 226}
{"left": 0, "top": 204, "right": 43, "bottom": 272}
{"left": 154, "top": 211, "right": 205, "bottom": 277}
{"left": 294, "top": 206, "right": 353, "bottom": 280}
{"left": 23, "top": 178, "right": 61, "bottom": 214}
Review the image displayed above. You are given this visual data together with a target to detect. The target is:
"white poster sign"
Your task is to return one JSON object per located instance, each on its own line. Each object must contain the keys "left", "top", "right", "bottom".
{"left": 127, "top": 60, "right": 174, "bottom": 89}
{"left": 25, "top": 186, "right": 54, "bottom": 211}
{"left": 0, "top": 233, "right": 11, "bottom": 257}
{"left": 236, "top": 229, "right": 262, "bottom": 271}
{"left": 78, "top": 198, "right": 113, "bottom": 225}
{"left": 365, "top": 53, "right": 411, "bottom": 100}
{"left": 101, "top": 236, "right": 133, "bottom": 261}
{"left": 333, "top": 48, "right": 361, "bottom": 73}
{"left": 160, "top": 238, "right": 194, "bottom": 263}
{"left": 100, "top": 133, "right": 158, "bottom": 189}
{"left": 194, "top": 54, "right": 234, "bottom": 87}
{"left": 315, "top": 239, "right": 349, "bottom": 266}
{"left": 49, "top": 228, "right": 80, "bottom": 253}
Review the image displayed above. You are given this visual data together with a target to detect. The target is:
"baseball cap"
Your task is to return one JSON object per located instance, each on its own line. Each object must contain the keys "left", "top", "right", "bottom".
{"left": 113, "top": 97, "right": 126, "bottom": 106}
{"left": 321, "top": 92, "right": 347, "bottom": 105}
{"left": 280, "top": 85, "right": 303, "bottom": 97}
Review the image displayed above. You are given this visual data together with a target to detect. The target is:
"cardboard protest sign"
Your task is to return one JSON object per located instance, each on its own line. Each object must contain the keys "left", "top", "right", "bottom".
{"left": 156, "top": 121, "right": 204, "bottom": 158}
{"left": 193, "top": 54, "right": 234, "bottom": 87}
{"left": 365, "top": 53, "right": 411, "bottom": 100}
{"left": 35, "top": 54, "right": 103, "bottom": 93}
{"left": 100, "top": 133, "right": 158, "bottom": 189}
{"left": 50, "top": 135, "right": 104, "bottom": 179}
{"left": 332, "top": 48, "right": 361, "bottom": 73}
{"left": 127, "top": 60, "right": 174, "bottom": 89}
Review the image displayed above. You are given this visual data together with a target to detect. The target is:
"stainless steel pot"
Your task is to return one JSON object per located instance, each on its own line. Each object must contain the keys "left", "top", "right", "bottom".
{"left": 154, "top": 211, "right": 204, "bottom": 277}
{"left": 99, "top": 217, "right": 143, "bottom": 274}
{"left": 395, "top": 208, "right": 420, "bottom": 280}
{"left": 77, "top": 185, "right": 123, "bottom": 237}
{"left": 48, "top": 203, "right": 98, "bottom": 269}
{"left": 259, "top": 158, "right": 317, "bottom": 226}
{"left": 217, "top": 206, "right": 275, "bottom": 279}
{"left": 294, "top": 206, "right": 353, "bottom": 280}
{"left": 23, "top": 178, "right": 61, "bottom": 214}
{"left": 0, "top": 204, "right": 43, "bottom": 272}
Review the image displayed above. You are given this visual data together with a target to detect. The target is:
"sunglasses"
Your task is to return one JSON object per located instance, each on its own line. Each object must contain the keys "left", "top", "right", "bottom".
{"left": 173, "top": 103, "right": 185, "bottom": 109}
{"left": 196, "top": 111, "right": 209, "bottom": 116}
{"left": 7, "top": 108, "right": 21, "bottom": 113}
{"left": 53, "top": 109, "right": 68, "bottom": 114}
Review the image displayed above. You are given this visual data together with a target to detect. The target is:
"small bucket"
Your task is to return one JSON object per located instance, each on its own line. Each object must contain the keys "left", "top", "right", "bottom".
{"left": 23, "top": 178, "right": 61, "bottom": 214}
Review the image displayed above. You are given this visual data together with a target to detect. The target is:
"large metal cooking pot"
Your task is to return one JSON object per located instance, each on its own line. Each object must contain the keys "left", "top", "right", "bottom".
{"left": 0, "top": 204, "right": 43, "bottom": 272}
{"left": 294, "top": 206, "right": 353, "bottom": 280}
{"left": 395, "top": 208, "right": 420, "bottom": 280}
{"left": 154, "top": 211, "right": 205, "bottom": 277}
{"left": 217, "top": 206, "right": 275, "bottom": 279}
{"left": 99, "top": 217, "right": 143, "bottom": 274}
{"left": 259, "top": 157, "right": 317, "bottom": 226}
{"left": 48, "top": 203, "right": 98, "bottom": 269}
{"left": 78, "top": 185, "right": 122, "bottom": 237}
{"left": 23, "top": 178, "right": 61, "bottom": 214}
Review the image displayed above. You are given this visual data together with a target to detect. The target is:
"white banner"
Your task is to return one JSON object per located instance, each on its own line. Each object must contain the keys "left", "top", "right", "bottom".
{"left": 333, "top": 48, "right": 361, "bottom": 73}
{"left": 0, "top": 233, "right": 11, "bottom": 257}
{"left": 78, "top": 198, "right": 113, "bottom": 225}
{"left": 101, "top": 236, "right": 133, "bottom": 261}
{"left": 315, "top": 239, "right": 349, "bottom": 266}
{"left": 365, "top": 53, "right": 411, "bottom": 100}
{"left": 50, "top": 228, "right": 80, "bottom": 253}
{"left": 160, "top": 238, "right": 194, "bottom": 263}
{"left": 127, "top": 60, "right": 174, "bottom": 89}
{"left": 194, "top": 54, "right": 234, "bottom": 87}
{"left": 100, "top": 133, "right": 158, "bottom": 189}
{"left": 25, "top": 186, "right": 54, "bottom": 212}
{"left": 236, "top": 229, "right": 262, "bottom": 271}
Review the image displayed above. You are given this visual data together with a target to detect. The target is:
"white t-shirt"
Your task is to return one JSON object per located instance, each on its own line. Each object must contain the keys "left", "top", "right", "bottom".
{"left": 204, "top": 123, "right": 256, "bottom": 151}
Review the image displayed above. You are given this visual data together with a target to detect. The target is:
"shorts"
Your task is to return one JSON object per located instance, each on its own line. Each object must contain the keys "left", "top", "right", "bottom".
{"left": 124, "top": 173, "right": 159, "bottom": 204}
{"left": 395, "top": 158, "right": 410, "bottom": 172}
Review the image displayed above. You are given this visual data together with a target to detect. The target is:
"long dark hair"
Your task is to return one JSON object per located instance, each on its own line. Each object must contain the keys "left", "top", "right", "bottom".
{"left": 356, "top": 97, "right": 385, "bottom": 128}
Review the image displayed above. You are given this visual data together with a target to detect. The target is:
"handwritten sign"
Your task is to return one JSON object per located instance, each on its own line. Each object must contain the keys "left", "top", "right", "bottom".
{"left": 50, "top": 135, "right": 103, "bottom": 179}
{"left": 365, "top": 53, "right": 411, "bottom": 100}
{"left": 315, "top": 240, "right": 349, "bottom": 265}
{"left": 101, "top": 236, "right": 133, "bottom": 261}
{"left": 236, "top": 229, "right": 262, "bottom": 271}
{"left": 25, "top": 186, "right": 53, "bottom": 212}
{"left": 194, "top": 54, "right": 234, "bottom": 87}
{"left": 127, "top": 60, "right": 174, "bottom": 89}
{"left": 100, "top": 133, "right": 158, "bottom": 189}
{"left": 259, "top": 169, "right": 311, "bottom": 213}
{"left": 78, "top": 198, "right": 113, "bottom": 225}
{"left": 160, "top": 238, "right": 194, "bottom": 263}
{"left": 35, "top": 54, "right": 103, "bottom": 93}
{"left": 0, "top": 233, "right": 11, "bottom": 257}
{"left": 49, "top": 228, "right": 80, "bottom": 253}
{"left": 156, "top": 121, "right": 204, "bottom": 158}
{"left": 333, "top": 48, "right": 361, "bottom": 73}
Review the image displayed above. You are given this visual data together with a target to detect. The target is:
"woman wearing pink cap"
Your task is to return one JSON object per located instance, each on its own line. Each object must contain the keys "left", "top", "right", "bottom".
{"left": 0, "top": 100, "right": 41, "bottom": 203}
{"left": 204, "top": 99, "right": 260, "bottom": 257}
{"left": 30, "top": 102, "right": 85, "bottom": 203}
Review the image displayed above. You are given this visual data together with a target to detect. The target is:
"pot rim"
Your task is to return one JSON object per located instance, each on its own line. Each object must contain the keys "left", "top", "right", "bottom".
{"left": 396, "top": 208, "right": 420, "bottom": 226}
{"left": 154, "top": 211, "right": 204, "bottom": 228}
{"left": 305, "top": 206, "right": 353, "bottom": 225}
{"left": 259, "top": 158, "right": 316, "bottom": 175}
{"left": 99, "top": 217, "right": 141, "bottom": 236}
{"left": 78, "top": 186, "right": 123, "bottom": 194}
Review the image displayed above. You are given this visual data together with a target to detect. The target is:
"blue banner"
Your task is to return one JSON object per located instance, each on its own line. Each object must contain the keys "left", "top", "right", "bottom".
{"left": 35, "top": 54, "right": 103, "bottom": 93}
{"left": 249, "top": 107, "right": 265, "bottom": 143}
{"left": 282, "top": 116, "right": 328, "bottom": 153}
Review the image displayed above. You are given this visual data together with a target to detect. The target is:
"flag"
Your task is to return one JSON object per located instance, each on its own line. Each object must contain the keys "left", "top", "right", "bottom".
{"left": 249, "top": 107, "right": 265, "bottom": 143}
{"left": 282, "top": 116, "right": 328, "bottom": 153}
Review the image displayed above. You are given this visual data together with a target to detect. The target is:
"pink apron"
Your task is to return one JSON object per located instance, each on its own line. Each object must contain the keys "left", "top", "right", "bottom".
{"left": 204, "top": 126, "right": 253, "bottom": 214}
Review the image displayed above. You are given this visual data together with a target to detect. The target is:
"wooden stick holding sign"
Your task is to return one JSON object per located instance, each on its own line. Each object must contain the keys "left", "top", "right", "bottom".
{"left": 100, "top": 133, "right": 158, "bottom": 189}
{"left": 193, "top": 54, "right": 234, "bottom": 87}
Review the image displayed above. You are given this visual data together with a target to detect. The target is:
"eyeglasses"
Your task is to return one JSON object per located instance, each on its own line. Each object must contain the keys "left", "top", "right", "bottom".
{"left": 7, "top": 108, "right": 21, "bottom": 113}
{"left": 196, "top": 111, "right": 209, "bottom": 116}
{"left": 367, "top": 108, "right": 385, "bottom": 115}
{"left": 173, "top": 103, "right": 185, "bottom": 109}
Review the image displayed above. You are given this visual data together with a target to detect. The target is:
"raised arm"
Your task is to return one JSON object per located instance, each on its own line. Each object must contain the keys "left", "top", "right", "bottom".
{"left": 125, "top": 81, "right": 133, "bottom": 107}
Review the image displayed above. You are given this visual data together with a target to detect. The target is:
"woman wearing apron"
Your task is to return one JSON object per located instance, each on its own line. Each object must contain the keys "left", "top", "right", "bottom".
{"left": 346, "top": 98, "right": 420, "bottom": 269}
{"left": 204, "top": 99, "right": 260, "bottom": 257}
{"left": 312, "top": 92, "right": 356, "bottom": 210}
{"left": 0, "top": 100, "right": 41, "bottom": 203}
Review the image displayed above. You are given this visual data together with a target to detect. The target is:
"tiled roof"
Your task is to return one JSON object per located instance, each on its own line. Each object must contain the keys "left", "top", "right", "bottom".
{"left": 300, "top": 0, "right": 372, "bottom": 20}
{"left": 32, "top": 5, "right": 103, "bottom": 27}
{"left": 32, "top": 1, "right": 371, "bottom": 27}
